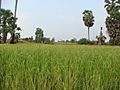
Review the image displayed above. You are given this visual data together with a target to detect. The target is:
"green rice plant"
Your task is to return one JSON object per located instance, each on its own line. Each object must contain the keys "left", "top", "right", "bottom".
{"left": 0, "top": 44, "right": 120, "bottom": 90}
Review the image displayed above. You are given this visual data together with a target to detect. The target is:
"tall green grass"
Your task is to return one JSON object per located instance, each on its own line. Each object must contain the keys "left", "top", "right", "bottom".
{"left": 0, "top": 44, "right": 120, "bottom": 90}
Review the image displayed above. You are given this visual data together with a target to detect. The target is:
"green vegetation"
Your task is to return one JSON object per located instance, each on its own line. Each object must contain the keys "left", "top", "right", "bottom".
{"left": 0, "top": 8, "right": 21, "bottom": 44}
{"left": 35, "top": 28, "right": 44, "bottom": 43}
{"left": 0, "top": 0, "right": 20, "bottom": 44}
{"left": 0, "top": 44, "right": 120, "bottom": 90}
{"left": 83, "top": 10, "right": 95, "bottom": 40}
{"left": 105, "top": 0, "right": 120, "bottom": 45}
{"left": 0, "top": 0, "right": 120, "bottom": 89}
{"left": 77, "top": 38, "right": 90, "bottom": 45}
{"left": 1, "top": 0, "right": 119, "bottom": 45}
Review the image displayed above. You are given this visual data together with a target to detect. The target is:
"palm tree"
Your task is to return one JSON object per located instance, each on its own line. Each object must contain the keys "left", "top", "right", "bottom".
{"left": 10, "top": 0, "right": 18, "bottom": 44}
{"left": 83, "top": 10, "right": 95, "bottom": 40}
{"left": 104, "top": 0, "right": 120, "bottom": 15}
{"left": 1, "top": 9, "right": 13, "bottom": 43}
{"left": 104, "top": 0, "right": 120, "bottom": 45}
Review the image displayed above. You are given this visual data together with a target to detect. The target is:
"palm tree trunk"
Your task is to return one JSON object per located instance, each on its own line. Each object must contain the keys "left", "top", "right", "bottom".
{"left": 88, "top": 27, "right": 90, "bottom": 40}
{"left": 0, "top": 0, "right": 1, "bottom": 27}
{"left": 0, "top": 0, "right": 1, "bottom": 10}
{"left": 10, "top": 33, "right": 15, "bottom": 44}
{"left": 0, "top": 32, "right": 1, "bottom": 44}
{"left": 14, "top": 0, "right": 18, "bottom": 18}
{"left": 0, "top": 0, "right": 1, "bottom": 44}
{"left": 3, "top": 32, "right": 7, "bottom": 43}
{"left": 10, "top": 0, "right": 18, "bottom": 44}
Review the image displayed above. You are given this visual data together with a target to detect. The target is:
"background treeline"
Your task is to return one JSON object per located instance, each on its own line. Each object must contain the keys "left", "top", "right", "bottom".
{"left": 0, "top": 0, "right": 120, "bottom": 45}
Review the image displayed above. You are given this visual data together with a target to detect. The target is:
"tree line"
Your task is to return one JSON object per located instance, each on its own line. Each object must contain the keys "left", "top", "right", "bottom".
{"left": 82, "top": 0, "right": 120, "bottom": 45}
{"left": 20, "top": 28, "right": 55, "bottom": 44}
{"left": 0, "top": 0, "right": 120, "bottom": 45}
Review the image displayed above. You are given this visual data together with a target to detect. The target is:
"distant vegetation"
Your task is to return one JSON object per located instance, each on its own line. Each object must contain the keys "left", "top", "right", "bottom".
{"left": 0, "top": 0, "right": 120, "bottom": 89}
{"left": 0, "top": 0, "right": 119, "bottom": 45}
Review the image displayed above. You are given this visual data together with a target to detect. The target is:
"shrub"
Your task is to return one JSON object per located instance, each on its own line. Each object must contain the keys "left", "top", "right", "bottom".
{"left": 77, "top": 38, "right": 90, "bottom": 45}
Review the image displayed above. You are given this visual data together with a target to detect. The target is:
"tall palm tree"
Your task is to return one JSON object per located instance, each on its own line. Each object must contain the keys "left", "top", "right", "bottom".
{"left": 10, "top": 0, "right": 18, "bottom": 44}
{"left": 83, "top": 10, "right": 95, "bottom": 40}
{"left": 104, "top": 0, "right": 120, "bottom": 45}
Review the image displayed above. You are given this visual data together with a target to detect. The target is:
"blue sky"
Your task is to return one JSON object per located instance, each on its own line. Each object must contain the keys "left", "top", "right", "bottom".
{"left": 2, "top": 0, "right": 108, "bottom": 41}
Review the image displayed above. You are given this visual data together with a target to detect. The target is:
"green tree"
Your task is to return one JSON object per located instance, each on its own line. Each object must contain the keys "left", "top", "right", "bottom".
{"left": 105, "top": 0, "right": 120, "bottom": 15}
{"left": 77, "top": 38, "right": 90, "bottom": 45}
{"left": 43, "top": 37, "right": 50, "bottom": 44}
{"left": 29, "top": 36, "right": 33, "bottom": 42}
{"left": 83, "top": 10, "right": 95, "bottom": 40}
{"left": 8, "top": 16, "right": 21, "bottom": 43}
{"left": 0, "top": 8, "right": 21, "bottom": 44}
{"left": 70, "top": 38, "right": 77, "bottom": 43}
{"left": 104, "top": 0, "right": 120, "bottom": 45}
{"left": 0, "top": 9, "right": 13, "bottom": 43}
{"left": 15, "top": 32, "right": 20, "bottom": 43}
{"left": 35, "top": 28, "right": 44, "bottom": 43}
{"left": 51, "top": 38, "right": 55, "bottom": 44}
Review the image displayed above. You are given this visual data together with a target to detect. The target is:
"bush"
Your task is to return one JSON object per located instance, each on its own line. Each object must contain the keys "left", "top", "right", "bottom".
{"left": 109, "top": 37, "right": 120, "bottom": 45}
{"left": 77, "top": 38, "right": 90, "bottom": 45}
{"left": 77, "top": 38, "right": 98, "bottom": 45}
{"left": 104, "top": 41, "right": 110, "bottom": 45}
{"left": 89, "top": 40, "right": 97, "bottom": 45}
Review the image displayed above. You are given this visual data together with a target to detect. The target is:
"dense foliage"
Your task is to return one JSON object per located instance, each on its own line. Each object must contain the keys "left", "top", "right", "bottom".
{"left": 77, "top": 38, "right": 90, "bottom": 45}
{"left": 35, "top": 28, "right": 44, "bottom": 43}
{"left": 105, "top": 0, "right": 120, "bottom": 45}
{"left": 0, "top": 9, "right": 21, "bottom": 44}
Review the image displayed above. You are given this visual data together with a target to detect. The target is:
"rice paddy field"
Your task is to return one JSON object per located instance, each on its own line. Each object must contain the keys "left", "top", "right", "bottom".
{"left": 0, "top": 44, "right": 120, "bottom": 90}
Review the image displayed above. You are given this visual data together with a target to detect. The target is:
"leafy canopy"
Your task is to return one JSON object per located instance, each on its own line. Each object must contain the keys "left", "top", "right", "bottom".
{"left": 83, "top": 10, "right": 95, "bottom": 28}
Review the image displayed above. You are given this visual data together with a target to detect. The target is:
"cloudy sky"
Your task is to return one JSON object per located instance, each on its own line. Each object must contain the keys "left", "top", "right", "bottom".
{"left": 2, "top": 0, "right": 108, "bottom": 41}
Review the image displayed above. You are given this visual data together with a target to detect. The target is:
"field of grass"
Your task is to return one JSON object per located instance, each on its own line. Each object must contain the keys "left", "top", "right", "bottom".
{"left": 0, "top": 44, "right": 120, "bottom": 90}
